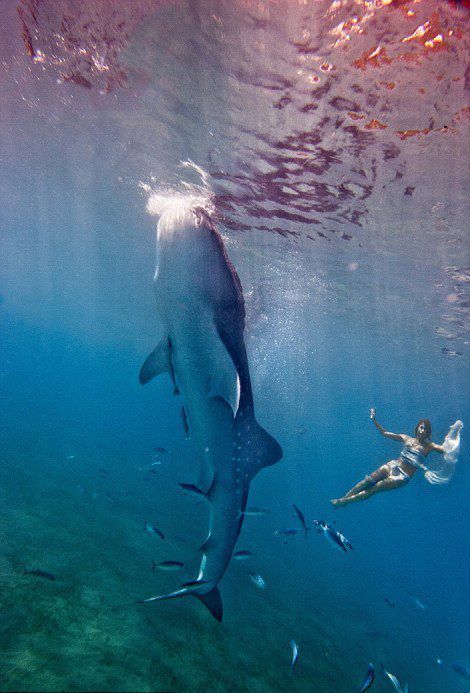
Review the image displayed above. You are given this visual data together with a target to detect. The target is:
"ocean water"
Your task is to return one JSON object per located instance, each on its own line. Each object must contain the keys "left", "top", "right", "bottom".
{"left": 0, "top": 1, "right": 469, "bottom": 691}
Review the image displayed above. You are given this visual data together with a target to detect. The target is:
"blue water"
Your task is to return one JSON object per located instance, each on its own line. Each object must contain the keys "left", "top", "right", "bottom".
{"left": 1, "top": 1, "right": 469, "bottom": 691}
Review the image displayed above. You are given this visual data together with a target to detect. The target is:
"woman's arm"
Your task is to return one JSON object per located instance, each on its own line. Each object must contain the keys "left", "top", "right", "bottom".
{"left": 370, "top": 408, "right": 404, "bottom": 442}
{"left": 431, "top": 421, "right": 461, "bottom": 455}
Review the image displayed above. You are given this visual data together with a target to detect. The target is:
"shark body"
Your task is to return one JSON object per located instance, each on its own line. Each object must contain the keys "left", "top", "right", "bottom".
{"left": 139, "top": 206, "right": 282, "bottom": 620}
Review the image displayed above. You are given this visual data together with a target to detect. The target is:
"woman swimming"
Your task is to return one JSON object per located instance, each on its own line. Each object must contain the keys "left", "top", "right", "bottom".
{"left": 331, "top": 409, "right": 449, "bottom": 507}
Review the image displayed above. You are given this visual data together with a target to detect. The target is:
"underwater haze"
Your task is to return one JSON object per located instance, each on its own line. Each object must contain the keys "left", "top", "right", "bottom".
{"left": 0, "top": 1, "right": 469, "bottom": 691}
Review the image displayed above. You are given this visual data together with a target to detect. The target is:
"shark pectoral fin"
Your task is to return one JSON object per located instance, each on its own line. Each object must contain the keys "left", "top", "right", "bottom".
{"left": 139, "top": 338, "right": 171, "bottom": 385}
{"left": 195, "top": 587, "right": 223, "bottom": 622}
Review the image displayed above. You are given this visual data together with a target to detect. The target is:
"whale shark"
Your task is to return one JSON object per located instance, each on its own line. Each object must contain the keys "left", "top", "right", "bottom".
{"left": 139, "top": 206, "right": 282, "bottom": 621}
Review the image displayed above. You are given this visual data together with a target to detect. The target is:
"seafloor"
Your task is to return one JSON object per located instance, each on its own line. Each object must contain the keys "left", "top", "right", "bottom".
{"left": 1, "top": 421, "right": 458, "bottom": 693}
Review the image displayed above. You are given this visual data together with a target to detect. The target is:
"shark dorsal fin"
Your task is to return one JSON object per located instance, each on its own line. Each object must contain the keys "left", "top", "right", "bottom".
{"left": 234, "top": 411, "right": 283, "bottom": 480}
{"left": 206, "top": 336, "right": 240, "bottom": 417}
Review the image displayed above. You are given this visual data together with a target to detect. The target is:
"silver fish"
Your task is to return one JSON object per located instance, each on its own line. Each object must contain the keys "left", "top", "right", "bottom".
{"left": 409, "top": 596, "right": 427, "bottom": 611}
{"left": 241, "top": 506, "right": 270, "bottom": 516}
{"left": 152, "top": 560, "right": 183, "bottom": 571}
{"left": 232, "top": 550, "right": 253, "bottom": 560}
{"left": 313, "top": 520, "right": 353, "bottom": 553}
{"left": 249, "top": 573, "right": 266, "bottom": 589}
{"left": 383, "top": 667, "right": 408, "bottom": 693}
{"left": 359, "top": 662, "right": 375, "bottom": 691}
{"left": 274, "top": 528, "right": 303, "bottom": 537}
{"left": 292, "top": 503, "right": 308, "bottom": 538}
{"left": 290, "top": 640, "right": 299, "bottom": 673}
{"left": 144, "top": 522, "right": 165, "bottom": 540}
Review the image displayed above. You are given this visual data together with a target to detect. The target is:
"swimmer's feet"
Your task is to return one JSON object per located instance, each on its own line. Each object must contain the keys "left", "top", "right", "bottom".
{"left": 330, "top": 498, "right": 346, "bottom": 508}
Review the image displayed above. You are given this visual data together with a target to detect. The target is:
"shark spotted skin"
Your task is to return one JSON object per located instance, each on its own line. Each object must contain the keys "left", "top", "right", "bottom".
{"left": 139, "top": 206, "right": 282, "bottom": 621}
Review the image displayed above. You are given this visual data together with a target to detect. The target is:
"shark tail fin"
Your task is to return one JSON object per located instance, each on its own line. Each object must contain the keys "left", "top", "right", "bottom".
{"left": 139, "top": 337, "right": 171, "bottom": 385}
{"left": 194, "top": 586, "right": 223, "bottom": 622}
{"left": 139, "top": 583, "right": 223, "bottom": 622}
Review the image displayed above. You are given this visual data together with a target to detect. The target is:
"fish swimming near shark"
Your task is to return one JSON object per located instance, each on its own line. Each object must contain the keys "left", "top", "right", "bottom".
{"left": 382, "top": 666, "right": 408, "bottom": 693}
{"left": 313, "top": 520, "right": 353, "bottom": 553}
{"left": 274, "top": 527, "right": 303, "bottom": 537}
{"left": 452, "top": 663, "right": 470, "bottom": 680}
{"left": 144, "top": 522, "right": 165, "bottom": 540}
{"left": 151, "top": 560, "right": 184, "bottom": 571}
{"left": 290, "top": 640, "right": 299, "bottom": 674}
{"left": 138, "top": 206, "right": 282, "bottom": 621}
{"left": 240, "top": 506, "right": 270, "bottom": 516}
{"left": 409, "top": 596, "right": 427, "bottom": 611}
{"left": 23, "top": 568, "right": 56, "bottom": 581}
{"left": 292, "top": 503, "right": 309, "bottom": 538}
{"left": 359, "top": 662, "right": 375, "bottom": 692}
{"left": 249, "top": 573, "right": 266, "bottom": 589}
{"left": 232, "top": 550, "right": 254, "bottom": 560}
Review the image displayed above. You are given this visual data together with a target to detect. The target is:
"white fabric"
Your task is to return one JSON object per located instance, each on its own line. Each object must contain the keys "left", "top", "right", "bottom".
{"left": 424, "top": 420, "right": 463, "bottom": 484}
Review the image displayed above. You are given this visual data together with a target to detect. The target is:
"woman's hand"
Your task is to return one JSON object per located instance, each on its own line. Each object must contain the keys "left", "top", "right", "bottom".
{"left": 370, "top": 408, "right": 376, "bottom": 420}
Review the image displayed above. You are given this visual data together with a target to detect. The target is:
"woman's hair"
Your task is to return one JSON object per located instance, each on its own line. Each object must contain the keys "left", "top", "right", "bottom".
{"left": 415, "top": 418, "right": 432, "bottom": 439}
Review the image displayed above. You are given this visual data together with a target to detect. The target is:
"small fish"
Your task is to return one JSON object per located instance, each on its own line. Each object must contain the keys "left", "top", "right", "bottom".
{"left": 452, "top": 663, "right": 470, "bottom": 680}
{"left": 23, "top": 568, "right": 56, "bottom": 581}
{"left": 180, "top": 406, "right": 190, "bottom": 439}
{"left": 139, "top": 459, "right": 162, "bottom": 471}
{"left": 359, "top": 662, "right": 375, "bottom": 692}
{"left": 233, "top": 550, "right": 253, "bottom": 560}
{"left": 290, "top": 640, "right": 299, "bottom": 674}
{"left": 66, "top": 455, "right": 75, "bottom": 459}
{"left": 153, "top": 447, "right": 167, "bottom": 454}
{"left": 313, "top": 520, "right": 353, "bottom": 553}
{"left": 151, "top": 560, "right": 184, "bottom": 571}
{"left": 382, "top": 666, "right": 408, "bottom": 692}
{"left": 249, "top": 573, "right": 266, "bottom": 589}
{"left": 409, "top": 596, "right": 427, "bottom": 611}
{"left": 241, "top": 506, "right": 270, "bottom": 516}
{"left": 144, "top": 522, "right": 165, "bottom": 540}
{"left": 442, "top": 347, "right": 462, "bottom": 358}
{"left": 436, "top": 658, "right": 444, "bottom": 666}
{"left": 274, "top": 528, "right": 303, "bottom": 537}
{"left": 178, "top": 482, "right": 207, "bottom": 498}
{"left": 384, "top": 597, "right": 395, "bottom": 608}
{"left": 292, "top": 503, "right": 308, "bottom": 538}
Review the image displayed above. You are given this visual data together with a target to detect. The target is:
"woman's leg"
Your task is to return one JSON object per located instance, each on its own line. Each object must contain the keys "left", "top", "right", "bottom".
{"left": 332, "top": 475, "right": 408, "bottom": 507}
{"left": 341, "top": 463, "right": 391, "bottom": 498}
